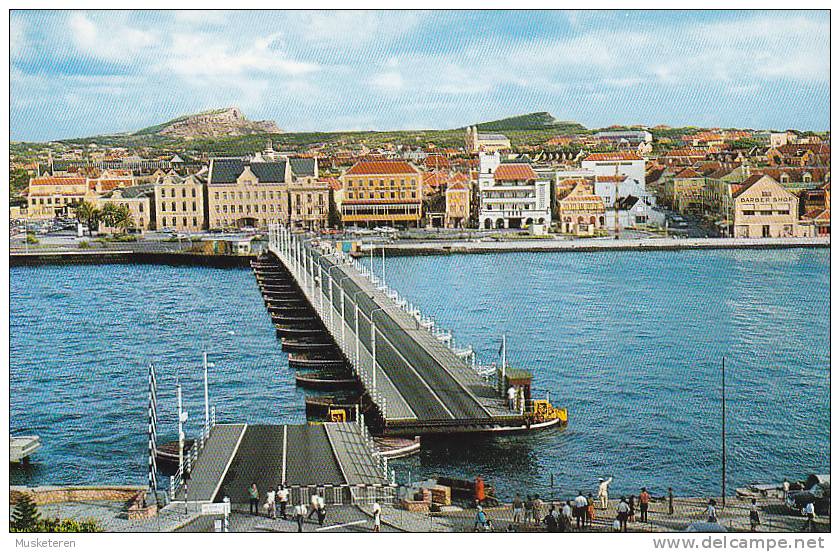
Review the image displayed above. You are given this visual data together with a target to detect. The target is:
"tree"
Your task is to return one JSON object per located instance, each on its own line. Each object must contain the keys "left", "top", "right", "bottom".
{"left": 98, "top": 203, "right": 134, "bottom": 235}
{"left": 75, "top": 200, "right": 100, "bottom": 236}
{"left": 11, "top": 494, "right": 41, "bottom": 531}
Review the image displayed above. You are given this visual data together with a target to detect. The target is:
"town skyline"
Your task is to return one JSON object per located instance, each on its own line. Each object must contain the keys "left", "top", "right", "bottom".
{"left": 11, "top": 10, "right": 830, "bottom": 142}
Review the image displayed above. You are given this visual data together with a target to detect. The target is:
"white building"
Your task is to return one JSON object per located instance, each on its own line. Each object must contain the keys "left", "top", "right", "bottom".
{"left": 478, "top": 152, "right": 551, "bottom": 229}
{"left": 582, "top": 152, "right": 652, "bottom": 205}
{"left": 594, "top": 130, "right": 653, "bottom": 145}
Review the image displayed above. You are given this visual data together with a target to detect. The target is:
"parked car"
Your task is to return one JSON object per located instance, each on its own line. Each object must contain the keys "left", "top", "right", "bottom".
{"left": 786, "top": 474, "right": 830, "bottom": 515}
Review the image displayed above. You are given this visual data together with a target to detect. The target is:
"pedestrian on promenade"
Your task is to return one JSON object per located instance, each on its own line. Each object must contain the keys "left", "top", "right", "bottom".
{"left": 562, "top": 500, "right": 573, "bottom": 529}
{"left": 265, "top": 487, "right": 276, "bottom": 520}
{"left": 316, "top": 493, "right": 326, "bottom": 526}
{"left": 512, "top": 494, "right": 524, "bottom": 525}
{"left": 307, "top": 491, "right": 320, "bottom": 520}
{"left": 532, "top": 494, "right": 543, "bottom": 526}
{"left": 294, "top": 502, "right": 306, "bottom": 532}
{"left": 372, "top": 501, "right": 382, "bottom": 532}
{"left": 705, "top": 499, "right": 718, "bottom": 523}
{"left": 782, "top": 478, "right": 790, "bottom": 495}
{"left": 598, "top": 477, "right": 613, "bottom": 509}
{"left": 802, "top": 501, "right": 816, "bottom": 532}
{"left": 524, "top": 495, "right": 534, "bottom": 524}
{"left": 616, "top": 497, "right": 630, "bottom": 532}
{"left": 749, "top": 499, "right": 761, "bottom": 532}
{"left": 628, "top": 495, "right": 636, "bottom": 522}
{"left": 668, "top": 487, "right": 674, "bottom": 515}
{"left": 277, "top": 483, "right": 289, "bottom": 520}
{"left": 543, "top": 505, "right": 558, "bottom": 532}
{"left": 507, "top": 386, "right": 517, "bottom": 410}
{"left": 586, "top": 493, "right": 595, "bottom": 528}
{"left": 248, "top": 483, "right": 259, "bottom": 516}
{"left": 474, "top": 505, "right": 491, "bottom": 532}
{"left": 639, "top": 488, "right": 651, "bottom": 523}
{"left": 573, "top": 490, "right": 588, "bottom": 530}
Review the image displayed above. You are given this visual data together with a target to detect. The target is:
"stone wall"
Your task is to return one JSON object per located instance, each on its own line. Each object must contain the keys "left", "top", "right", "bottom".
{"left": 10, "top": 485, "right": 146, "bottom": 506}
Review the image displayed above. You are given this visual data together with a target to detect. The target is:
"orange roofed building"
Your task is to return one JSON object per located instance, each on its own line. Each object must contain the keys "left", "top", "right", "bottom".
{"left": 339, "top": 160, "right": 424, "bottom": 227}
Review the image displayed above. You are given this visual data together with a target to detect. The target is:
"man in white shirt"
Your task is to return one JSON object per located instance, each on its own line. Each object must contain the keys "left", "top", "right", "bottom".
{"left": 294, "top": 503, "right": 306, "bottom": 532}
{"left": 802, "top": 501, "right": 816, "bottom": 532}
{"left": 277, "top": 484, "right": 289, "bottom": 520}
{"left": 372, "top": 501, "right": 382, "bottom": 532}
{"left": 507, "top": 386, "right": 516, "bottom": 410}
{"left": 598, "top": 477, "right": 613, "bottom": 509}
{"left": 573, "top": 491, "right": 588, "bottom": 530}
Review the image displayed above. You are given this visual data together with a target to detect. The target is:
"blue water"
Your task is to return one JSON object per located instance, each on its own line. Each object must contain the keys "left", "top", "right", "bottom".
{"left": 10, "top": 249, "right": 830, "bottom": 501}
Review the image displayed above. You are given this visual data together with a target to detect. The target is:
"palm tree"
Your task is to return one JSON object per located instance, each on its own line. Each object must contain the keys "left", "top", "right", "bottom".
{"left": 113, "top": 204, "right": 134, "bottom": 234}
{"left": 74, "top": 200, "right": 100, "bottom": 236}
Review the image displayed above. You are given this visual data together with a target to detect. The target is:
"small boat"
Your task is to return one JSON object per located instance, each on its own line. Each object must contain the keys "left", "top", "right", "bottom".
{"left": 373, "top": 436, "right": 421, "bottom": 459}
{"left": 276, "top": 326, "right": 326, "bottom": 339}
{"left": 282, "top": 339, "right": 337, "bottom": 353}
{"left": 268, "top": 306, "right": 313, "bottom": 317}
{"left": 10, "top": 436, "right": 41, "bottom": 464}
{"left": 289, "top": 354, "right": 346, "bottom": 369}
{"left": 272, "top": 315, "right": 318, "bottom": 325}
{"left": 305, "top": 395, "right": 360, "bottom": 417}
{"left": 154, "top": 439, "right": 195, "bottom": 476}
{"left": 262, "top": 289, "right": 301, "bottom": 299}
{"left": 265, "top": 297, "right": 308, "bottom": 307}
{"left": 295, "top": 371, "right": 358, "bottom": 390}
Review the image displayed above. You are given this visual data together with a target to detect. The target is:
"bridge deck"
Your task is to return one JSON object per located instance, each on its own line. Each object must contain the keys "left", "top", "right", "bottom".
{"left": 176, "top": 423, "right": 247, "bottom": 502}
{"left": 269, "top": 231, "right": 522, "bottom": 432}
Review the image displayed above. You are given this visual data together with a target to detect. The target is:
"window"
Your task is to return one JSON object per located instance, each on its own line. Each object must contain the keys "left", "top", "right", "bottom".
{"left": 192, "top": 201, "right": 196, "bottom": 211}
{"left": 215, "top": 192, "right": 220, "bottom": 200}
{"left": 161, "top": 217, "right": 166, "bottom": 227}
{"left": 192, "top": 217, "right": 197, "bottom": 226}
{"left": 181, "top": 189, "right": 186, "bottom": 198}
{"left": 192, "top": 189, "right": 196, "bottom": 198}
{"left": 139, "top": 204, "right": 144, "bottom": 212}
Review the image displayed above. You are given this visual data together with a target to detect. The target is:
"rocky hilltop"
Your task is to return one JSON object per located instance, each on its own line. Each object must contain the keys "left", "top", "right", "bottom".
{"left": 135, "top": 107, "right": 281, "bottom": 139}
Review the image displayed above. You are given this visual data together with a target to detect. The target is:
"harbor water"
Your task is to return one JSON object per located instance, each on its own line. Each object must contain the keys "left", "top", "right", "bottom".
{"left": 10, "top": 248, "right": 829, "bottom": 499}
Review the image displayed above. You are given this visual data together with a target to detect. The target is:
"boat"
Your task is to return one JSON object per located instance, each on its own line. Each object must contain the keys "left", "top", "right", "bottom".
{"left": 272, "top": 314, "right": 318, "bottom": 325}
{"left": 154, "top": 439, "right": 195, "bottom": 476}
{"left": 288, "top": 353, "right": 346, "bottom": 369}
{"left": 276, "top": 326, "right": 326, "bottom": 339}
{"left": 268, "top": 306, "right": 313, "bottom": 317}
{"left": 373, "top": 436, "right": 421, "bottom": 459}
{"left": 305, "top": 395, "right": 360, "bottom": 417}
{"left": 10, "top": 436, "right": 41, "bottom": 464}
{"left": 295, "top": 371, "right": 358, "bottom": 390}
{"left": 281, "top": 339, "right": 337, "bottom": 353}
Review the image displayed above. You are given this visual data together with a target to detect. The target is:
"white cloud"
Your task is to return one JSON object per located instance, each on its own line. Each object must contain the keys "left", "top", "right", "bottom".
{"left": 370, "top": 71, "right": 405, "bottom": 92}
{"left": 68, "top": 12, "right": 156, "bottom": 63}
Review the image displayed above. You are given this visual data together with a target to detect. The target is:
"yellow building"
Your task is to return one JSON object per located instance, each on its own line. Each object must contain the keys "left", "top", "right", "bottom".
{"left": 25, "top": 175, "right": 95, "bottom": 219}
{"left": 339, "top": 160, "right": 423, "bottom": 226}
{"left": 444, "top": 174, "right": 471, "bottom": 228}
{"left": 96, "top": 185, "right": 153, "bottom": 233}
{"left": 556, "top": 180, "right": 606, "bottom": 236}
{"left": 207, "top": 157, "right": 323, "bottom": 230}
{"left": 732, "top": 175, "right": 802, "bottom": 238}
{"left": 665, "top": 168, "right": 705, "bottom": 212}
{"left": 465, "top": 126, "right": 511, "bottom": 153}
{"left": 154, "top": 174, "right": 206, "bottom": 232}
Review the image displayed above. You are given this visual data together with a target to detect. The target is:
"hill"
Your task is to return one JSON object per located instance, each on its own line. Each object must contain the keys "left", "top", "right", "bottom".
{"left": 472, "top": 112, "right": 587, "bottom": 133}
{"left": 133, "top": 107, "right": 281, "bottom": 139}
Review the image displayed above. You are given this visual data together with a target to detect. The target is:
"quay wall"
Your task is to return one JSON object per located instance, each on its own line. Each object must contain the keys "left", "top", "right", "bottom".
{"left": 10, "top": 485, "right": 146, "bottom": 506}
{"left": 10, "top": 250, "right": 253, "bottom": 268}
{"left": 365, "top": 236, "right": 830, "bottom": 257}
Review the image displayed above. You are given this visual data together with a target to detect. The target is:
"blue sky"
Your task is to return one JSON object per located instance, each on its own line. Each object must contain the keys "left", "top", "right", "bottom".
{"left": 10, "top": 10, "right": 830, "bottom": 142}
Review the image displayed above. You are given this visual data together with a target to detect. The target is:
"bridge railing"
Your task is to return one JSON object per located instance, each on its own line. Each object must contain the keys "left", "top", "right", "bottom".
{"left": 168, "top": 406, "right": 217, "bottom": 501}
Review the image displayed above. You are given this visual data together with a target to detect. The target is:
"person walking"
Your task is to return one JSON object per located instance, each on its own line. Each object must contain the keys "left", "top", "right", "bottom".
{"left": 372, "top": 501, "right": 382, "bottom": 532}
{"left": 639, "top": 488, "right": 651, "bottom": 523}
{"left": 705, "top": 499, "right": 718, "bottom": 523}
{"left": 562, "top": 500, "right": 573, "bottom": 529}
{"left": 265, "top": 487, "right": 276, "bottom": 520}
{"left": 474, "top": 505, "right": 490, "bottom": 532}
{"left": 248, "top": 483, "right": 259, "bottom": 516}
{"left": 307, "top": 491, "right": 320, "bottom": 520}
{"left": 628, "top": 495, "right": 636, "bottom": 523}
{"left": 543, "top": 505, "right": 558, "bottom": 532}
{"left": 802, "top": 500, "right": 816, "bottom": 532}
{"left": 749, "top": 498, "right": 761, "bottom": 532}
{"left": 294, "top": 502, "right": 306, "bottom": 532}
{"left": 586, "top": 493, "right": 595, "bottom": 528}
{"left": 277, "top": 483, "right": 289, "bottom": 520}
{"left": 524, "top": 495, "right": 534, "bottom": 525}
{"left": 668, "top": 487, "right": 674, "bottom": 516}
{"left": 573, "top": 491, "right": 588, "bottom": 530}
{"left": 616, "top": 496, "right": 630, "bottom": 532}
{"left": 598, "top": 477, "right": 613, "bottom": 509}
{"left": 315, "top": 493, "right": 326, "bottom": 526}
{"left": 507, "top": 386, "right": 517, "bottom": 410}
{"left": 532, "top": 494, "right": 543, "bottom": 527}
{"left": 512, "top": 494, "right": 524, "bottom": 525}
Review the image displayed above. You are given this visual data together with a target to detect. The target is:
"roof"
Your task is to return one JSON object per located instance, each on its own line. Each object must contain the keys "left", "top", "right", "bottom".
{"left": 664, "top": 148, "right": 707, "bottom": 158}
{"left": 675, "top": 168, "right": 702, "bottom": 179}
{"left": 209, "top": 158, "right": 287, "bottom": 184}
{"left": 477, "top": 133, "right": 509, "bottom": 141}
{"left": 646, "top": 167, "right": 666, "bottom": 183}
{"left": 618, "top": 195, "right": 640, "bottom": 210}
{"left": 494, "top": 163, "right": 537, "bottom": 181}
{"left": 802, "top": 208, "right": 830, "bottom": 222}
{"left": 596, "top": 175, "right": 627, "bottom": 183}
{"left": 289, "top": 157, "right": 317, "bottom": 178}
{"left": 584, "top": 152, "right": 643, "bottom": 162}
{"left": 732, "top": 174, "right": 796, "bottom": 199}
{"left": 30, "top": 176, "right": 86, "bottom": 187}
{"left": 344, "top": 160, "right": 420, "bottom": 176}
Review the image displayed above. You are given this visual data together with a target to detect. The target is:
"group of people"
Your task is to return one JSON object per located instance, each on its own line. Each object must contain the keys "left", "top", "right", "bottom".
{"left": 246, "top": 483, "right": 325, "bottom": 532}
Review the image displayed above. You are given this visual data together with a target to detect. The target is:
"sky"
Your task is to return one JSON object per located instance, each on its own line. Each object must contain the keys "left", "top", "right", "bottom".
{"left": 10, "top": 10, "right": 831, "bottom": 142}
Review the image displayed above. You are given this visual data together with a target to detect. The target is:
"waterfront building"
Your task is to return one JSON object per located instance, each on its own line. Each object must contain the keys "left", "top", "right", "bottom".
{"left": 801, "top": 183, "right": 831, "bottom": 236}
{"left": 478, "top": 152, "right": 551, "bottom": 229}
{"left": 88, "top": 169, "right": 136, "bottom": 194}
{"left": 25, "top": 174, "right": 95, "bottom": 219}
{"left": 206, "top": 157, "right": 321, "bottom": 230}
{"left": 465, "top": 126, "right": 511, "bottom": 153}
{"left": 154, "top": 174, "right": 207, "bottom": 232}
{"left": 556, "top": 180, "right": 606, "bottom": 236}
{"left": 664, "top": 168, "right": 705, "bottom": 212}
{"left": 732, "top": 175, "right": 803, "bottom": 238}
{"left": 445, "top": 174, "right": 471, "bottom": 228}
{"left": 96, "top": 184, "right": 154, "bottom": 232}
{"left": 339, "top": 160, "right": 424, "bottom": 227}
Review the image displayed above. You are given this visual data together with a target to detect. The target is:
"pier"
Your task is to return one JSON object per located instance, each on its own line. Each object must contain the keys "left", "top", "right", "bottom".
{"left": 266, "top": 224, "right": 565, "bottom": 436}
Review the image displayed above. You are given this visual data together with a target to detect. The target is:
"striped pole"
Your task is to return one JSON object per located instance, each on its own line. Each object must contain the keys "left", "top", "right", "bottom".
{"left": 147, "top": 363, "right": 159, "bottom": 497}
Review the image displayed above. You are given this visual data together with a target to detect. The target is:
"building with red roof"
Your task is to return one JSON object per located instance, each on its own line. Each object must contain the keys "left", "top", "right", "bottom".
{"left": 339, "top": 160, "right": 423, "bottom": 226}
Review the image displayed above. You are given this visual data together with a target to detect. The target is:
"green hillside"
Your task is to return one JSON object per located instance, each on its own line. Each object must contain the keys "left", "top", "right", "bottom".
{"left": 472, "top": 112, "right": 587, "bottom": 133}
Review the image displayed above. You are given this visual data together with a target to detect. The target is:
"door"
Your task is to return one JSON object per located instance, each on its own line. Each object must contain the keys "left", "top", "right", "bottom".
{"left": 762, "top": 225, "right": 771, "bottom": 238}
